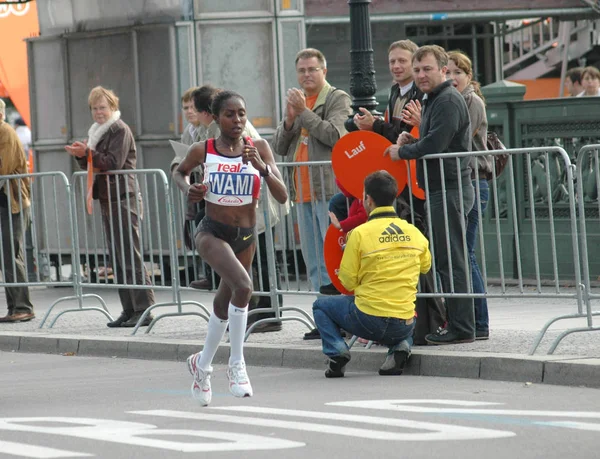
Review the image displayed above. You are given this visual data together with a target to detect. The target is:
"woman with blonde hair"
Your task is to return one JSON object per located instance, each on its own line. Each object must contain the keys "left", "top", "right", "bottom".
{"left": 447, "top": 50, "right": 491, "bottom": 341}
{"left": 65, "top": 86, "right": 155, "bottom": 328}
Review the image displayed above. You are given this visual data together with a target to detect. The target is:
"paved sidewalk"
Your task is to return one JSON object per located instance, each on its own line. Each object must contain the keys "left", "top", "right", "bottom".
{"left": 1, "top": 285, "right": 599, "bottom": 389}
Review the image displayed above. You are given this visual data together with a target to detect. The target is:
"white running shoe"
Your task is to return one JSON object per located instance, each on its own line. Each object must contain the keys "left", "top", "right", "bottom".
{"left": 227, "top": 360, "right": 253, "bottom": 398}
{"left": 187, "top": 352, "right": 212, "bottom": 406}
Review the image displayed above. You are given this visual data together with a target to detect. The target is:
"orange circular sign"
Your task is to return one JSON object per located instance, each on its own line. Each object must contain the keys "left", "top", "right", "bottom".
{"left": 323, "top": 224, "right": 353, "bottom": 296}
{"left": 407, "top": 126, "right": 426, "bottom": 200}
{"left": 332, "top": 131, "right": 408, "bottom": 199}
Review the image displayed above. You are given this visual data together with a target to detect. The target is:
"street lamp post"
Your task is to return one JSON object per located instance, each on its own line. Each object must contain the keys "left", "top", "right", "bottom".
{"left": 344, "top": 0, "right": 378, "bottom": 132}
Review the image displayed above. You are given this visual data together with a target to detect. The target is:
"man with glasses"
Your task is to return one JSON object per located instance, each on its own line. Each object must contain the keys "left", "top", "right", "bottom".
{"left": 273, "top": 48, "right": 352, "bottom": 302}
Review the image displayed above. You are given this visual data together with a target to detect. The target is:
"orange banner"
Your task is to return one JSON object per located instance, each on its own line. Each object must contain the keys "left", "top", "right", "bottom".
{"left": 87, "top": 150, "right": 94, "bottom": 214}
{"left": 0, "top": 1, "right": 40, "bottom": 126}
{"left": 0, "top": 80, "right": 9, "bottom": 98}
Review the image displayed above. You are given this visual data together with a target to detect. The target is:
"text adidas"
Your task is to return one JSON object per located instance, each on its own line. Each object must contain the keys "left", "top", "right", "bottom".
{"left": 379, "top": 234, "right": 411, "bottom": 243}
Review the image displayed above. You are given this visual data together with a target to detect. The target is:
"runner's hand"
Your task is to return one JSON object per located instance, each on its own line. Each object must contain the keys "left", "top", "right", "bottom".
{"left": 243, "top": 145, "right": 267, "bottom": 174}
{"left": 187, "top": 183, "right": 207, "bottom": 202}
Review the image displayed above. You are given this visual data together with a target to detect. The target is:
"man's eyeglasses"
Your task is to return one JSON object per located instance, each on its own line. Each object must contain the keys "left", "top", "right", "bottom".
{"left": 296, "top": 67, "right": 322, "bottom": 75}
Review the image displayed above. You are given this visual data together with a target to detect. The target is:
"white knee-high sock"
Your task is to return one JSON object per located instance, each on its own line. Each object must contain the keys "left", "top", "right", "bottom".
{"left": 228, "top": 303, "right": 248, "bottom": 365}
{"left": 197, "top": 313, "right": 228, "bottom": 371}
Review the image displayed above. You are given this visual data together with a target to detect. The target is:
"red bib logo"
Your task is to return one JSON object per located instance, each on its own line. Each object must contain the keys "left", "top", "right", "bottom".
{"left": 218, "top": 196, "right": 243, "bottom": 205}
{"left": 217, "top": 163, "right": 244, "bottom": 173}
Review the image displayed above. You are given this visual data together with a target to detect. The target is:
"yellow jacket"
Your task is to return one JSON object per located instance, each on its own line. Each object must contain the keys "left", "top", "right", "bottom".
{"left": 0, "top": 121, "right": 30, "bottom": 214}
{"left": 338, "top": 206, "right": 431, "bottom": 319}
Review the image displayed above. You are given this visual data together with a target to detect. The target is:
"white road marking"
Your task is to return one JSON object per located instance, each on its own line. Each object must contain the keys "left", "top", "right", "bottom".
{"left": 0, "top": 440, "right": 90, "bottom": 458}
{"left": 0, "top": 417, "right": 303, "bottom": 453}
{"left": 327, "top": 399, "right": 600, "bottom": 418}
{"left": 131, "top": 408, "right": 515, "bottom": 441}
{"left": 536, "top": 421, "right": 600, "bottom": 432}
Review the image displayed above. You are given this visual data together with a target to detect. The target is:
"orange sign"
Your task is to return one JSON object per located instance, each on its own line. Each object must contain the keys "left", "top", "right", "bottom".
{"left": 0, "top": 80, "right": 8, "bottom": 98}
{"left": 332, "top": 131, "right": 408, "bottom": 200}
{"left": 323, "top": 224, "right": 353, "bottom": 296}
{"left": 0, "top": 1, "right": 40, "bottom": 126}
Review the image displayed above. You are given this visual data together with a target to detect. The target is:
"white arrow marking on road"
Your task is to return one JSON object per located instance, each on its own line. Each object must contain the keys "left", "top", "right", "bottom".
{"left": 0, "top": 440, "right": 91, "bottom": 458}
{"left": 327, "top": 399, "right": 600, "bottom": 418}
{"left": 0, "top": 417, "right": 303, "bottom": 453}
{"left": 536, "top": 421, "right": 600, "bottom": 432}
{"left": 132, "top": 408, "right": 515, "bottom": 441}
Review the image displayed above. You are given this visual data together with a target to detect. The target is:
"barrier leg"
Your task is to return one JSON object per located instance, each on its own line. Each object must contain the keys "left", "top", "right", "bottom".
{"left": 547, "top": 324, "right": 600, "bottom": 354}
{"left": 130, "top": 300, "right": 211, "bottom": 335}
{"left": 244, "top": 315, "right": 315, "bottom": 341}
{"left": 529, "top": 312, "right": 592, "bottom": 355}
{"left": 347, "top": 335, "right": 358, "bottom": 349}
{"left": 39, "top": 294, "right": 112, "bottom": 329}
{"left": 243, "top": 305, "right": 316, "bottom": 341}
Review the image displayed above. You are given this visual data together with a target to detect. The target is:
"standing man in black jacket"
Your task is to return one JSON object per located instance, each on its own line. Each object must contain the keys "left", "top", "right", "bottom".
{"left": 355, "top": 39, "right": 445, "bottom": 343}
{"left": 385, "top": 45, "right": 475, "bottom": 345}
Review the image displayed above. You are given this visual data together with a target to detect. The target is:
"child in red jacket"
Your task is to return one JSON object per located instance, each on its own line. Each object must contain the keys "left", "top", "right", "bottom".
{"left": 316, "top": 179, "right": 368, "bottom": 298}
{"left": 328, "top": 178, "right": 368, "bottom": 234}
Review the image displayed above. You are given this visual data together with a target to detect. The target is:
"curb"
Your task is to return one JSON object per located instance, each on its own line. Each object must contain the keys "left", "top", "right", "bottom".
{"left": 1, "top": 332, "right": 599, "bottom": 389}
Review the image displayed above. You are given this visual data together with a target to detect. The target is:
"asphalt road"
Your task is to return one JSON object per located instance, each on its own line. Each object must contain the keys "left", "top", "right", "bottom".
{"left": 1, "top": 352, "right": 600, "bottom": 459}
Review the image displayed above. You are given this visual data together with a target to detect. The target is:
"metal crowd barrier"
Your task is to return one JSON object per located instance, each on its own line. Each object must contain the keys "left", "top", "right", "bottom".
{"left": 272, "top": 148, "right": 588, "bottom": 354}
{"left": 12, "top": 144, "right": 597, "bottom": 352}
{"left": 266, "top": 160, "right": 336, "bottom": 296}
{"left": 0, "top": 171, "right": 76, "bottom": 292}
{"left": 419, "top": 147, "right": 581, "bottom": 302}
{"left": 530, "top": 144, "right": 600, "bottom": 354}
{"left": 275, "top": 150, "right": 582, "bottom": 292}
{"left": 39, "top": 169, "right": 210, "bottom": 333}
{"left": 244, "top": 185, "right": 316, "bottom": 337}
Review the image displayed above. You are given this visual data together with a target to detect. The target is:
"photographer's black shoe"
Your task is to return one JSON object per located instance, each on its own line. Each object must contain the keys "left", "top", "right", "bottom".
{"left": 378, "top": 350, "right": 410, "bottom": 376}
{"left": 325, "top": 354, "right": 351, "bottom": 378}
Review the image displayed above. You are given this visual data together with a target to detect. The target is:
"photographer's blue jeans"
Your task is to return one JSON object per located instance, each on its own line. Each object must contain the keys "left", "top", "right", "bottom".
{"left": 466, "top": 179, "right": 489, "bottom": 333}
{"left": 313, "top": 295, "right": 414, "bottom": 358}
